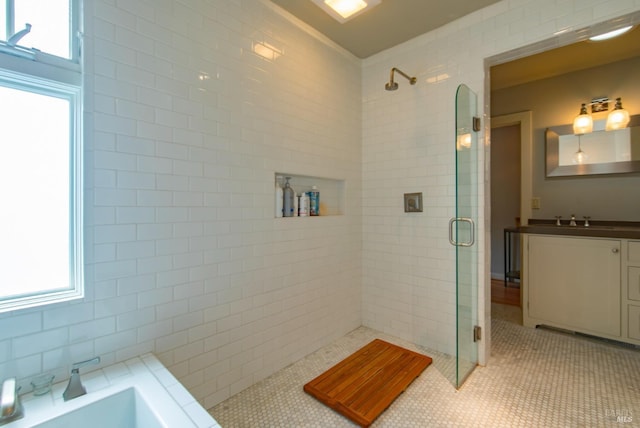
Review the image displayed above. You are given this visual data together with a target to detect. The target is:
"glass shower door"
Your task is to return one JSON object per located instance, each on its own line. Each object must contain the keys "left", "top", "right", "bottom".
{"left": 450, "top": 84, "right": 479, "bottom": 388}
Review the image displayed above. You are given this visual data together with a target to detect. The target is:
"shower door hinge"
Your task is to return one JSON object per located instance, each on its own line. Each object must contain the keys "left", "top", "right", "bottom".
{"left": 472, "top": 116, "right": 481, "bottom": 132}
{"left": 473, "top": 325, "right": 482, "bottom": 342}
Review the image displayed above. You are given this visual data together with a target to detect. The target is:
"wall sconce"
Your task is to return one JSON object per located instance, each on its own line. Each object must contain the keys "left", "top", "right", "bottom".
{"left": 573, "top": 103, "right": 593, "bottom": 134}
{"left": 605, "top": 98, "right": 630, "bottom": 131}
{"left": 572, "top": 97, "right": 630, "bottom": 134}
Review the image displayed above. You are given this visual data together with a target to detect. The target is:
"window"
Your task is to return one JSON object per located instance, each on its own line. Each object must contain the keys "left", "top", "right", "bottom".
{"left": 0, "top": 0, "right": 82, "bottom": 312}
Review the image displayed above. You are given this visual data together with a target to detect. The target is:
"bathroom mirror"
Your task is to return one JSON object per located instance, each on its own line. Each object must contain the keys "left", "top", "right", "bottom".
{"left": 546, "top": 114, "right": 640, "bottom": 177}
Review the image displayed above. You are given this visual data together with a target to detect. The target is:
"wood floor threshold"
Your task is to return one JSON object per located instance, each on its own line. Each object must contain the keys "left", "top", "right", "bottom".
{"left": 303, "top": 339, "right": 432, "bottom": 427}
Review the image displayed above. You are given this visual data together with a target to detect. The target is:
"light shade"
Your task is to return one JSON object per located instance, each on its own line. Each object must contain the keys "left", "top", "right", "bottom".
{"left": 573, "top": 103, "right": 593, "bottom": 134}
{"left": 606, "top": 97, "right": 630, "bottom": 131}
{"left": 312, "top": 0, "right": 381, "bottom": 23}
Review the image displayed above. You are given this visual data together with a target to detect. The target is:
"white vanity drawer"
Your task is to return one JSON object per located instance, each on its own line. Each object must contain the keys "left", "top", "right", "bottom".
{"left": 629, "top": 267, "right": 640, "bottom": 301}
{"left": 629, "top": 305, "right": 640, "bottom": 340}
{"left": 629, "top": 241, "right": 640, "bottom": 264}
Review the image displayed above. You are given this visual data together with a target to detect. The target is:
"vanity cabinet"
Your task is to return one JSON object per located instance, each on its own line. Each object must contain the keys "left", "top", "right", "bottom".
{"left": 627, "top": 242, "right": 640, "bottom": 341}
{"left": 523, "top": 235, "right": 621, "bottom": 338}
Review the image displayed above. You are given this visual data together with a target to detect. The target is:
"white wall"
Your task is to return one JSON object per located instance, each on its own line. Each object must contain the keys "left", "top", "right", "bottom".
{"left": 361, "top": 1, "right": 640, "bottom": 362}
{"left": 0, "top": 0, "right": 362, "bottom": 409}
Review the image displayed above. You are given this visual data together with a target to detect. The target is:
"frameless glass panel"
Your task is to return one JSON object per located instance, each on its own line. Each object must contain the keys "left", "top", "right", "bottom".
{"left": 453, "top": 84, "right": 478, "bottom": 388}
{"left": 0, "top": 84, "right": 72, "bottom": 298}
{"left": 13, "top": 0, "right": 71, "bottom": 58}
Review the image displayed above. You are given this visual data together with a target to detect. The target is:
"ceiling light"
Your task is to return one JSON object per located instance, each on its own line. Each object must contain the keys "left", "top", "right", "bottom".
{"left": 326, "top": 0, "right": 366, "bottom": 18}
{"left": 589, "top": 25, "right": 633, "bottom": 41}
{"left": 311, "top": 0, "right": 381, "bottom": 23}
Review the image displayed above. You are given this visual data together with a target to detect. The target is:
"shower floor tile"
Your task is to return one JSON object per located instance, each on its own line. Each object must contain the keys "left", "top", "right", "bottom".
{"left": 210, "top": 306, "right": 640, "bottom": 427}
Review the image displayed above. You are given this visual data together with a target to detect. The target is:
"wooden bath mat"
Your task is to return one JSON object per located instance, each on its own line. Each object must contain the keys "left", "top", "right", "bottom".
{"left": 303, "top": 339, "right": 432, "bottom": 427}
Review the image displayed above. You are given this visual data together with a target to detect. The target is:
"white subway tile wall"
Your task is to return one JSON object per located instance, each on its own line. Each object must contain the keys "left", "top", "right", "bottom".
{"left": 1, "top": 0, "right": 639, "bottom": 411}
{"left": 0, "top": 0, "right": 362, "bottom": 409}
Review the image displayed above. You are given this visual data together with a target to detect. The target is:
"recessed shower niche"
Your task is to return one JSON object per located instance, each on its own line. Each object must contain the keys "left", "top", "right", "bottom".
{"left": 274, "top": 173, "right": 346, "bottom": 217}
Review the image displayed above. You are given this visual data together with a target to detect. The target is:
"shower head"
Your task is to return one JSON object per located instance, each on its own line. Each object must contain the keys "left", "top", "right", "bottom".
{"left": 385, "top": 67, "right": 416, "bottom": 91}
{"left": 384, "top": 81, "right": 399, "bottom": 91}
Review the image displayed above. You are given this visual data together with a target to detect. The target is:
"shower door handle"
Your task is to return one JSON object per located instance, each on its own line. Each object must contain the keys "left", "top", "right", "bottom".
{"left": 449, "top": 217, "right": 475, "bottom": 247}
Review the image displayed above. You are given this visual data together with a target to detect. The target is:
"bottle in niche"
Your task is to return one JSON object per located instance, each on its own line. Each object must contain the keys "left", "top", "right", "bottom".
{"left": 293, "top": 192, "right": 299, "bottom": 217}
{"left": 299, "top": 191, "right": 309, "bottom": 217}
{"left": 275, "top": 175, "right": 283, "bottom": 218}
{"left": 309, "top": 185, "right": 320, "bottom": 216}
{"left": 283, "top": 177, "right": 295, "bottom": 217}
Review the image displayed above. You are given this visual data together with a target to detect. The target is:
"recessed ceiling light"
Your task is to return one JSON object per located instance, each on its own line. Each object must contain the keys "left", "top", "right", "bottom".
{"left": 311, "top": 0, "right": 381, "bottom": 23}
{"left": 589, "top": 25, "right": 633, "bottom": 41}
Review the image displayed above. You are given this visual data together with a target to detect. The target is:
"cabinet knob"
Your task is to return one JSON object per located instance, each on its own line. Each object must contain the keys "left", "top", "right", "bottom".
{"left": 612, "top": 248, "right": 619, "bottom": 254}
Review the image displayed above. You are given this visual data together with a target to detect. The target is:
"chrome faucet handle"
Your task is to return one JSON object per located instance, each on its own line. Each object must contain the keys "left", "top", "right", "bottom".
{"left": 63, "top": 356, "right": 100, "bottom": 402}
{"left": 583, "top": 216, "right": 591, "bottom": 227}
{"left": 569, "top": 214, "right": 577, "bottom": 227}
{"left": 555, "top": 216, "right": 562, "bottom": 226}
{"left": 72, "top": 356, "right": 101, "bottom": 372}
{"left": 0, "top": 378, "right": 24, "bottom": 425}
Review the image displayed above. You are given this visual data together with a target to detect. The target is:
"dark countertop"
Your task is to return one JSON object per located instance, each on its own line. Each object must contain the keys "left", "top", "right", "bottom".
{"left": 517, "top": 220, "right": 640, "bottom": 240}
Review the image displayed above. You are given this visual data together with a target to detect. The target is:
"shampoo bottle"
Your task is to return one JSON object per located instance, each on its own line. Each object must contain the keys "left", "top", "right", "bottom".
{"left": 299, "top": 192, "right": 309, "bottom": 217}
{"left": 309, "top": 185, "right": 320, "bottom": 216}
{"left": 283, "top": 177, "right": 295, "bottom": 217}
{"left": 275, "top": 176, "right": 283, "bottom": 218}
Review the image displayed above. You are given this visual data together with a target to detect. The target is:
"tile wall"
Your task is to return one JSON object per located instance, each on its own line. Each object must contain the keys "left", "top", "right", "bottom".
{"left": 0, "top": 0, "right": 362, "bottom": 409}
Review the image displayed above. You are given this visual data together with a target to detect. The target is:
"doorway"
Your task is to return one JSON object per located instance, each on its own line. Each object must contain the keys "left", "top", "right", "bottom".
{"left": 489, "top": 112, "right": 533, "bottom": 309}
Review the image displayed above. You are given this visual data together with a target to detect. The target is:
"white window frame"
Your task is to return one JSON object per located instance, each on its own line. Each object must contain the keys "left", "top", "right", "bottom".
{"left": 0, "top": 0, "right": 83, "bottom": 313}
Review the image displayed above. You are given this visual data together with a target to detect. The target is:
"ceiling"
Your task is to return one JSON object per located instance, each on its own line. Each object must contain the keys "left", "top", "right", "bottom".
{"left": 269, "top": 0, "right": 502, "bottom": 58}
{"left": 491, "top": 25, "right": 640, "bottom": 90}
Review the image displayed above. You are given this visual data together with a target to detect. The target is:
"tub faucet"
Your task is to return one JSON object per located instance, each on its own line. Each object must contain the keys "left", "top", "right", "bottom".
{"left": 0, "top": 378, "right": 24, "bottom": 425}
{"left": 569, "top": 214, "right": 577, "bottom": 227}
{"left": 63, "top": 356, "right": 101, "bottom": 402}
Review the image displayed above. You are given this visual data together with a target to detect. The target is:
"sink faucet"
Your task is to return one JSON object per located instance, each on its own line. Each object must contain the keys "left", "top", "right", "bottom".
{"left": 569, "top": 214, "right": 577, "bottom": 227}
{"left": 63, "top": 356, "right": 101, "bottom": 402}
{"left": 0, "top": 378, "right": 24, "bottom": 425}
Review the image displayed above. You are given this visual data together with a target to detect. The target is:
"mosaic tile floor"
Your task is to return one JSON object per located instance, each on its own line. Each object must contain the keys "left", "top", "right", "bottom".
{"left": 210, "top": 304, "right": 640, "bottom": 427}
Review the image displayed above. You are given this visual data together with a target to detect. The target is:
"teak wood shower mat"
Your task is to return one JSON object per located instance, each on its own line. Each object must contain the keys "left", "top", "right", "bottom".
{"left": 303, "top": 339, "right": 433, "bottom": 427}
